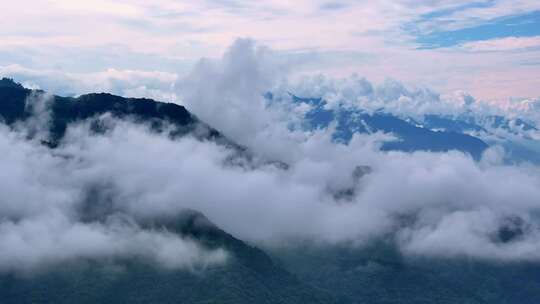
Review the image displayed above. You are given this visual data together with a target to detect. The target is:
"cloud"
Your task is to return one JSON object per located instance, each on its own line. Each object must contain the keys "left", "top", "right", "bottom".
{"left": 458, "top": 36, "right": 540, "bottom": 52}
{"left": 171, "top": 39, "right": 540, "bottom": 261}
{"left": 177, "top": 38, "right": 302, "bottom": 160}
{"left": 0, "top": 211, "right": 227, "bottom": 274}
{"left": 17, "top": 91, "right": 54, "bottom": 140}
{"left": 49, "top": 0, "right": 142, "bottom": 17}
{"left": 283, "top": 74, "right": 453, "bottom": 117}
{"left": 0, "top": 94, "right": 229, "bottom": 274}
{"left": 3, "top": 38, "right": 540, "bottom": 275}
{"left": 319, "top": 2, "right": 349, "bottom": 11}
{"left": 2, "top": 0, "right": 540, "bottom": 102}
{"left": 6, "top": 102, "right": 540, "bottom": 263}
{"left": 0, "top": 64, "right": 178, "bottom": 100}
{"left": 411, "top": 1, "right": 540, "bottom": 34}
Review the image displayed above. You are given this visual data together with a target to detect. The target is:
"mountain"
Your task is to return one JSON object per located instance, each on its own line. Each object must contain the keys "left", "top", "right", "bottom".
{"left": 280, "top": 94, "right": 540, "bottom": 163}
{"left": 0, "top": 79, "right": 335, "bottom": 303}
{"left": 420, "top": 114, "right": 540, "bottom": 163}
{"left": 286, "top": 95, "right": 489, "bottom": 160}
{"left": 3, "top": 79, "right": 540, "bottom": 303}
{"left": 0, "top": 210, "right": 336, "bottom": 304}
{"left": 0, "top": 78, "right": 228, "bottom": 147}
{"left": 0, "top": 79, "right": 490, "bottom": 160}
{"left": 269, "top": 240, "right": 540, "bottom": 304}
{"left": 422, "top": 114, "right": 537, "bottom": 135}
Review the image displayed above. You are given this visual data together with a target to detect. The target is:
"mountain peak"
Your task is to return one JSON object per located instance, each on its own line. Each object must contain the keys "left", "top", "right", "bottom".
{"left": 0, "top": 78, "right": 25, "bottom": 90}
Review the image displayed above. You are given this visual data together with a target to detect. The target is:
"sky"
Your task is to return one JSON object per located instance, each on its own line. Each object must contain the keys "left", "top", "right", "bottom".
{"left": 0, "top": 0, "right": 539, "bottom": 101}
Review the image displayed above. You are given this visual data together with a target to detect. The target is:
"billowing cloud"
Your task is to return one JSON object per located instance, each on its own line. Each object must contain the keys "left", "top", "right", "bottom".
{"left": 0, "top": 211, "right": 227, "bottom": 274}
{"left": 4, "top": 95, "right": 540, "bottom": 264}
{"left": 0, "top": 95, "right": 228, "bottom": 274}
{"left": 2, "top": 38, "right": 540, "bottom": 276}
{"left": 173, "top": 40, "right": 540, "bottom": 261}
{"left": 0, "top": 64, "right": 178, "bottom": 100}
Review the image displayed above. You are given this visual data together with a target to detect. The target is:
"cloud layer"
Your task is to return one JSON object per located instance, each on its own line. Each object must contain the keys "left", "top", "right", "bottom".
{"left": 0, "top": 101, "right": 228, "bottom": 274}
{"left": 175, "top": 40, "right": 540, "bottom": 261}
{"left": 2, "top": 38, "right": 540, "bottom": 275}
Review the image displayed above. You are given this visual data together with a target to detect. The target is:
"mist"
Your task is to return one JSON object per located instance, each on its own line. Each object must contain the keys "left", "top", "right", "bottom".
{"left": 2, "top": 39, "right": 540, "bottom": 274}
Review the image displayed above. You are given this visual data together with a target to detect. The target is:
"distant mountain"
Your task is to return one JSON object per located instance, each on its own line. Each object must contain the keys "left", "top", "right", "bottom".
{"left": 278, "top": 93, "right": 540, "bottom": 163}
{"left": 419, "top": 113, "right": 540, "bottom": 163}
{"left": 287, "top": 95, "right": 489, "bottom": 160}
{"left": 422, "top": 114, "right": 537, "bottom": 135}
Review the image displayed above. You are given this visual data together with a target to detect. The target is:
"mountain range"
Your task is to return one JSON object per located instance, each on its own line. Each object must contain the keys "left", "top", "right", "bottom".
{"left": 281, "top": 94, "right": 540, "bottom": 163}
{"left": 1, "top": 78, "right": 540, "bottom": 303}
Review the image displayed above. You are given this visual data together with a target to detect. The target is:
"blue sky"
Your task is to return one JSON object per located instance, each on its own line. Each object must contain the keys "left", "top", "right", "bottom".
{"left": 415, "top": 10, "right": 540, "bottom": 48}
{"left": 0, "top": 0, "right": 539, "bottom": 101}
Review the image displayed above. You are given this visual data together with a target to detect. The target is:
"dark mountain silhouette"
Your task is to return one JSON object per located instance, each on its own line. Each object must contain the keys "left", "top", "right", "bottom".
{"left": 0, "top": 78, "right": 227, "bottom": 147}
{"left": 289, "top": 95, "right": 489, "bottom": 159}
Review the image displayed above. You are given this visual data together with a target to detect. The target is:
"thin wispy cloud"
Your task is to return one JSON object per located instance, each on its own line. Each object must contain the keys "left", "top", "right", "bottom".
{"left": 1, "top": 1, "right": 539, "bottom": 100}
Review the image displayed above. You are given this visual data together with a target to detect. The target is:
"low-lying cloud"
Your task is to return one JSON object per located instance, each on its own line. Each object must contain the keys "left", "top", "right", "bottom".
{"left": 2, "top": 39, "right": 540, "bottom": 274}
{"left": 175, "top": 39, "right": 540, "bottom": 260}
{"left": 0, "top": 116, "right": 228, "bottom": 274}
{"left": 0, "top": 211, "right": 227, "bottom": 274}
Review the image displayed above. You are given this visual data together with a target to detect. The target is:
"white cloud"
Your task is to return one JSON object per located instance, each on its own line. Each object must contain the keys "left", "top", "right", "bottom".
{"left": 0, "top": 211, "right": 227, "bottom": 274}
{"left": 49, "top": 0, "right": 142, "bottom": 17}
{"left": 0, "top": 64, "right": 178, "bottom": 100}
{"left": 3, "top": 87, "right": 540, "bottom": 269}
{"left": 0, "top": 116, "right": 229, "bottom": 274}
{"left": 430, "top": 0, "right": 540, "bottom": 32}
{"left": 3, "top": 38, "right": 540, "bottom": 270}
{"left": 459, "top": 36, "right": 540, "bottom": 52}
